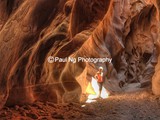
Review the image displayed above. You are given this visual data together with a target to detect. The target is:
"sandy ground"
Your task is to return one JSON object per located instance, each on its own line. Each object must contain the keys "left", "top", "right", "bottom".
{"left": 1, "top": 88, "right": 160, "bottom": 120}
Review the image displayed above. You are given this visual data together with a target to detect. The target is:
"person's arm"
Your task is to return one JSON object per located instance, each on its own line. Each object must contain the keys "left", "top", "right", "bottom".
{"left": 103, "top": 71, "right": 107, "bottom": 82}
{"left": 94, "top": 73, "right": 98, "bottom": 79}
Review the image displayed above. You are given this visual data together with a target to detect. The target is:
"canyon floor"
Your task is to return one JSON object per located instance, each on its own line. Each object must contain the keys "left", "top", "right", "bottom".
{"left": 0, "top": 88, "right": 160, "bottom": 120}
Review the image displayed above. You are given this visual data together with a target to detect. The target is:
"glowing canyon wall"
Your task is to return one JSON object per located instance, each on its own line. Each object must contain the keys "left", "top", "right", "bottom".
{"left": 0, "top": 0, "right": 160, "bottom": 109}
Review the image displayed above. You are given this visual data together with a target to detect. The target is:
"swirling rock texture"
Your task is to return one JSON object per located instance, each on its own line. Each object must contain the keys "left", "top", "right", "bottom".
{"left": 0, "top": 0, "right": 160, "bottom": 109}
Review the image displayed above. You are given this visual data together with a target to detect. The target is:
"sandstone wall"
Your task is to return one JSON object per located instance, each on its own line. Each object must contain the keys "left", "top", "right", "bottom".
{"left": 0, "top": 0, "right": 159, "bottom": 109}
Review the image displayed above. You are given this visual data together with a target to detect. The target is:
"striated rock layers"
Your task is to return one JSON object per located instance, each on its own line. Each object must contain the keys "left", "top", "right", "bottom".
{"left": 0, "top": 0, "right": 160, "bottom": 109}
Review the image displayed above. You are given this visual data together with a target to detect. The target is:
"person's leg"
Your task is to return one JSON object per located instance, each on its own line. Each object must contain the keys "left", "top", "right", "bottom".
{"left": 97, "top": 82, "right": 101, "bottom": 97}
{"left": 97, "top": 82, "right": 102, "bottom": 98}
{"left": 99, "top": 82, "right": 103, "bottom": 97}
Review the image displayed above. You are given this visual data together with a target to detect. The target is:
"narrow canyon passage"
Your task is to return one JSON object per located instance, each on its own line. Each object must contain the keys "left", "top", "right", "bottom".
{"left": 0, "top": 0, "right": 160, "bottom": 119}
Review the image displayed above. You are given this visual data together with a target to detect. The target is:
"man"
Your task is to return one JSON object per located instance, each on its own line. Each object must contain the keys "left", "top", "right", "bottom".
{"left": 94, "top": 67, "right": 104, "bottom": 98}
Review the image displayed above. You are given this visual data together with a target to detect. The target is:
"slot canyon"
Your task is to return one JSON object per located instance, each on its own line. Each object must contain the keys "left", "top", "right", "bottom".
{"left": 0, "top": 0, "right": 160, "bottom": 119}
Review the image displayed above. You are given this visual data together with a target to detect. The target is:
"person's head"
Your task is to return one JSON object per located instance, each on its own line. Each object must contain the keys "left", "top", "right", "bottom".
{"left": 99, "top": 66, "right": 103, "bottom": 72}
